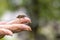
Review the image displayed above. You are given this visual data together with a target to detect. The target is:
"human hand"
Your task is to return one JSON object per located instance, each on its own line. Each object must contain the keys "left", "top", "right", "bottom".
{"left": 0, "top": 15, "right": 32, "bottom": 38}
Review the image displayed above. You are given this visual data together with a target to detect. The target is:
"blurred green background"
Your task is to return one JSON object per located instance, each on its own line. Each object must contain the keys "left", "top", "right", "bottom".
{"left": 0, "top": 0, "right": 60, "bottom": 40}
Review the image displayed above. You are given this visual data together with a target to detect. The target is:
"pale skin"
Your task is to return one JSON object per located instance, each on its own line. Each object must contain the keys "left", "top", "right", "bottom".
{"left": 0, "top": 15, "right": 32, "bottom": 38}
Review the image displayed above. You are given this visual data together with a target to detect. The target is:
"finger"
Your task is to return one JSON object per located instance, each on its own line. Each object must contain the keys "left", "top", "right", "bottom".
{"left": 0, "top": 24, "right": 32, "bottom": 33}
{"left": 18, "top": 17, "right": 31, "bottom": 24}
{"left": 0, "top": 22, "right": 7, "bottom": 25}
{"left": 7, "top": 17, "right": 31, "bottom": 24}
{"left": 18, "top": 24, "right": 32, "bottom": 31}
{"left": 0, "top": 28, "right": 13, "bottom": 37}
{"left": 17, "top": 15, "right": 31, "bottom": 24}
{"left": 0, "top": 15, "right": 31, "bottom": 25}
{"left": 0, "top": 28, "right": 13, "bottom": 39}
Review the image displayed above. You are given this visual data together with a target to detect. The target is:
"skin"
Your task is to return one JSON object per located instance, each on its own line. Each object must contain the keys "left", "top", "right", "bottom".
{"left": 0, "top": 28, "right": 13, "bottom": 38}
{"left": 0, "top": 24, "right": 32, "bottom": 33}
{"left": 0, "top": 15, "right": 32, "bottom": 38}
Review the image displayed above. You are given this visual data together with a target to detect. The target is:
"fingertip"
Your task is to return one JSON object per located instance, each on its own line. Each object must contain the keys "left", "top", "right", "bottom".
{"left": 28, "top": 27, "right": 32, "bottom": 31}
{"left": 6, "top": 30, "right": 13, "bottom": 36}
{"left": 1, "top": 29, "right": 13, "bottom": 36}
